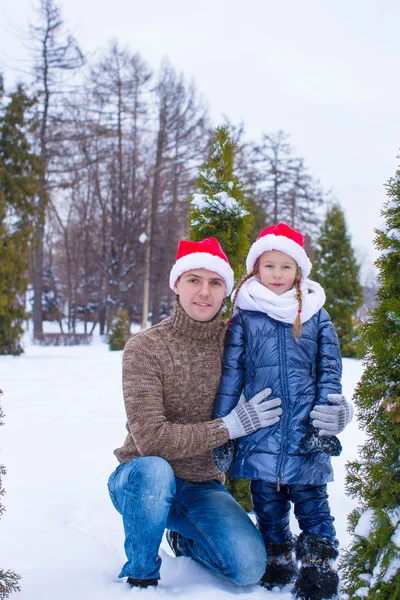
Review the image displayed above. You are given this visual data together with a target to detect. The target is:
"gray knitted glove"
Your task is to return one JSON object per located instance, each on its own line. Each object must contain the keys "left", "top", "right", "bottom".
{"left": 222, "top": 388, "right": 282, "bottom": 440}
{"left": 310, "top": 394, "right": 354, "bottom": 436}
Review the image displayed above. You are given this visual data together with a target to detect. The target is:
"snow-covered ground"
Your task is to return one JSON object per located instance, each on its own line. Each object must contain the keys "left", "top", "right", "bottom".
{"left": 0, "top": 335, "right": 365, "bottom": 599}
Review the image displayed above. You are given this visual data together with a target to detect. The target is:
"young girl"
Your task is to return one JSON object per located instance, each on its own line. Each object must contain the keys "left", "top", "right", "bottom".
{"left": 213, "top": 223, "right": 353, "bottom": 600}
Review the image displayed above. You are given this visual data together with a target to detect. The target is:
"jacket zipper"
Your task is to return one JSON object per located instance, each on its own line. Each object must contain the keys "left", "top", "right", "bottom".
{"left": 276, "top": 323, "right": 288, "bottom": 490}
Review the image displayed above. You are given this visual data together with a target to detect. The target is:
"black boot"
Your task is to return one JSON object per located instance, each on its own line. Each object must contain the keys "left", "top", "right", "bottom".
{"left": 294, "top": 533, "right": 339, "bottom": 600}
{"left": 260, "top": 538, "right": 298, "bottom": 589}
{"left": 166, "top": 529, "right": 183, "bottom": 557}
{"left": 127, "top": 577, "right": 158, "bottom": 588}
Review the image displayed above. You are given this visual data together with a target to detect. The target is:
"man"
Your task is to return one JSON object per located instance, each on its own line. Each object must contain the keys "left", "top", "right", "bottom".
{"left": 108, "top": 237, "right": 352, "bottom": 589}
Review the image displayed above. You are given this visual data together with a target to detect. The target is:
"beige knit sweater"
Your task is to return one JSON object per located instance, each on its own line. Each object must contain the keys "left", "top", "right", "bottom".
{"left": 114, "top": 302, "right": 230, "bottom": 482}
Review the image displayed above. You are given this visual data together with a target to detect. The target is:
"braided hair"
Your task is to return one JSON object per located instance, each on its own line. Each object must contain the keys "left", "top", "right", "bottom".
{"left": 292, "top": 271, "right": 303, "bottom": 340}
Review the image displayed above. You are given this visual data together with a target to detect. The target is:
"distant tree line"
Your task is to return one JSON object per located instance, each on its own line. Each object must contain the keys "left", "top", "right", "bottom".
{"left": 2, "top": 0, "right": 360, "bottom": 354}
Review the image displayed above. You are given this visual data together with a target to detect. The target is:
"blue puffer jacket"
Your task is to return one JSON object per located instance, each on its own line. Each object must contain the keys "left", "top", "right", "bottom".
{"left": 213, "top": 308, "right": 342, "bottom": 486}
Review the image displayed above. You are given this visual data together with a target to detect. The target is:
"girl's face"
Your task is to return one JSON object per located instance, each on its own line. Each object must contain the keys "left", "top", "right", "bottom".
{"left": 257, "top": 250, "right": 299, "bottom": 295}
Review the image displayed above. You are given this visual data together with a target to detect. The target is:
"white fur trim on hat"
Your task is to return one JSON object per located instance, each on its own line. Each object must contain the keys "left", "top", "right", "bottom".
{"left": 169, "top": 253, "right": 234, "bottom": 296}
{"left": 246, "top": 234, "right": 312, "bottom": 279}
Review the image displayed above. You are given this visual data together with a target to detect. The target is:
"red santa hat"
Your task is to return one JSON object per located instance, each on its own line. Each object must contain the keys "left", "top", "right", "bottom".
{"left": 246, "top": 222, "right": 312, "bottom": 279}
{"left": 169, "top": 237, "right": 234, "bottom": 296}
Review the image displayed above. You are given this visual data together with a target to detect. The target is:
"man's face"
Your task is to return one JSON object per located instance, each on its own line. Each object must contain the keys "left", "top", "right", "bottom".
{"left": 174, "top": 268, "right": 226, "bottom": 322}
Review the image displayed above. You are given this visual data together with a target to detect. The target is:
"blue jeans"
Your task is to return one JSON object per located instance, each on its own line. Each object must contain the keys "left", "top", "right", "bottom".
{"left": 108, "top": 456, "right": 266, "bottom": 583}
{"left": 250, "top": 480, "right": 337, "bottom": 545}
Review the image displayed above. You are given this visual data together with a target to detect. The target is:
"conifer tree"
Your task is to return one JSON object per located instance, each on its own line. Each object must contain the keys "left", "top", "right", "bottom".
{"left": 340, "top": 162, "right": 400, "bottom": 599}
{"left": 0, "top": 390, "right": 21, "bottom": 598}
{"left": 188, "top": 125, "right": 252, "bottom": 280}
{"left": 108, "top": 310, "right": 131, "bottom": 351}
{"left": 0, "top": 78, "right": 41, "bottom": 355}
{"left": 189, "top": 125, "right": 253, "bottom": 510}
{"left": 312, "top": 204, "right": 363, "bottom": 357}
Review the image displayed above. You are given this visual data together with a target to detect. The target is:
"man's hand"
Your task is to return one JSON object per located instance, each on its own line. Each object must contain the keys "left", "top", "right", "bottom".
{"left": 221, "top": 388, "right": 282, "bottom": 440}
{"left": 310, "top": 394, "right": 354, "bottom": 436}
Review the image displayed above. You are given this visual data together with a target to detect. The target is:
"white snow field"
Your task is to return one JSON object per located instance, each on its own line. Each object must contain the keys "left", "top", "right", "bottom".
{"left": 0, "top": 337, "right": 365, "bottom": 599}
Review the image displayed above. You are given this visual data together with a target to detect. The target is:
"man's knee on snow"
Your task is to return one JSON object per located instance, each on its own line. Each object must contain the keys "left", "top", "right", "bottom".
{"left": 127, "top": 456, "right": 175, "bottom": 498}
{"left": 224, "top": 538, "right": 266, "bottom": 585}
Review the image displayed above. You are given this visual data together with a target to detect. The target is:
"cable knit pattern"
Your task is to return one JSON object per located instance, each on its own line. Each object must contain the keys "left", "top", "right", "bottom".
{"left": 114, "top": 302, "right": 229, "bottom": 482}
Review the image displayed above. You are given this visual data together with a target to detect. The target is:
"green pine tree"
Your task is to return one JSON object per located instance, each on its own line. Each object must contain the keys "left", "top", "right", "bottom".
{"left": 0, "top": 390, "right": 21, "bottom": 599}
{"left": 189, "top": 125, "right": 253, "bottom": 511}
{"left": 312, "top": 204, "right": 363, "bottom": 357}
{"left": 0, "top": 78, "right": 42, "bottom": 355}
{"left": 225, "top": 476, "right": 252, "bottom": 512}
{"left": 108, "top": 310, "right": 131, "bottom": 351}
{"left": 188, "top": 125, "right": 252, "bottom": 280}
{"left": 339, "top": 161, "right": 400, "bottom": 599}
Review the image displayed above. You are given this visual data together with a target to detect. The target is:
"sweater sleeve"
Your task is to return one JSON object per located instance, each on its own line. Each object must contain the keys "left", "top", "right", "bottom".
{"left": 122, "top": 336, "right": 229, "bottom": 461}
{"left": 316, "top": 308, "right": 343, "bottom": 405}
{"left": 213, "top": 311, "right": 246, "bottom": 419}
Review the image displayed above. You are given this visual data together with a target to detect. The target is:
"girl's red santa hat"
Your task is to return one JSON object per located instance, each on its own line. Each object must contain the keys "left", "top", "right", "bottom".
{"left": 246, "top": 222, "right": 312, "bottom": 279}
{"left": 169, "top": 237, "right": 234, "bottom": 296}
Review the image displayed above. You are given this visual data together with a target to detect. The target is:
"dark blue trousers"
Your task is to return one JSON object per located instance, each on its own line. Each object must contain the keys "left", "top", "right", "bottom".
{"left": 250, "top": 480, "right": 337, "bottom": 546}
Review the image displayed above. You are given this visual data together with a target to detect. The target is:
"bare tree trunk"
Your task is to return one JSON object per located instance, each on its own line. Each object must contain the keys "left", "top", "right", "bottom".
{"left": 33, "top": 220, "right": 45, "bottom": 334}
{"left": 141, "top": 195, "right": 152, "bottom": 329}
{"left": 145, "top": 105, "right": 167, "bottom": 326}
{"left": 30, "top": 0, "right": 83, "bottom": 335}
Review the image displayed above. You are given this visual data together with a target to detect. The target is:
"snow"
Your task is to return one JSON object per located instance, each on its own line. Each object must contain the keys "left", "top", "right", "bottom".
{"left": 383, "top": 556, "right": 400, "bottom": 584}
{"left": 387, "top": 506, "right": 400, "bottom": 529}
{"left": 0, "top": 341, "right": 365, "bottom": 599}
{"left": 354, "top": 508, "right": 375, "bottom": 538}
{"left": 383, "top": 522, "right": 400, "bottom": 584}
{"left": 358, "top": 573, "right": 372, "bottom": 584}
{"left": 388, "top": 228, "right": 400, "bottom": 240}
{"left": 191, "top": 191, "right": 249, "bottom": 218}
{"left": 392, "top": 523, "right": 400, "bottom": 547}
{"left": 370, "top": 551, "right": 385, "bottom": 590}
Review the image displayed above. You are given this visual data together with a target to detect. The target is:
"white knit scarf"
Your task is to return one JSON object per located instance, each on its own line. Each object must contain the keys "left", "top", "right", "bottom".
{"left": 233, "top": 277, "right": 326, "bottom": 324}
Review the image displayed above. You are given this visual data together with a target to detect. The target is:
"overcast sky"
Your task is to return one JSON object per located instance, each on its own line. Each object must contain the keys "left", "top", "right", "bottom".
{"left": 2, "top": 0, "right": 400, "bottom": 278}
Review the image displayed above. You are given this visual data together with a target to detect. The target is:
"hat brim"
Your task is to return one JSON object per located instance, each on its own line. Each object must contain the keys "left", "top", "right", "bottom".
{"left": 170, "top": 253, "right": 234, "bottom": 296}
{"left": 246, "top": 234, "right": 312, "bottom": 279}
